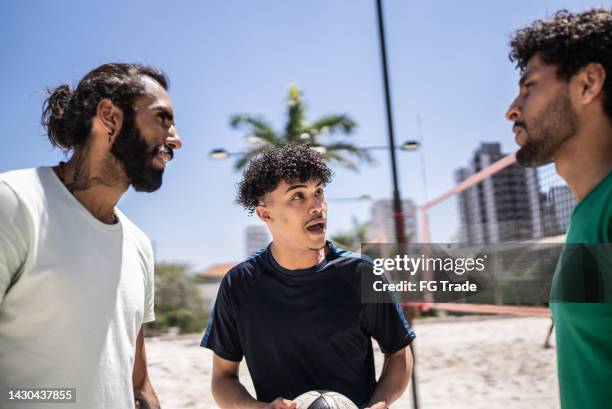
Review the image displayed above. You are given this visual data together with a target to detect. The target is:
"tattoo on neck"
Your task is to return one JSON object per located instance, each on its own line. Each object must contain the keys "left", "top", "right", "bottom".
{"left": 66, "top": 177, "right": 111, "bottom": 193}
{"left": 64, "top": 148, "right": 114, "bottom": 193}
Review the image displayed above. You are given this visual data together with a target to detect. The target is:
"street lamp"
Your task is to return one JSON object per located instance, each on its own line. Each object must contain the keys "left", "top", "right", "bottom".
{"left": 209, "top": 149, "right": 231, "bottom": 159}
{"left": 400, "top": 140, "right": 421, "bottom": 151}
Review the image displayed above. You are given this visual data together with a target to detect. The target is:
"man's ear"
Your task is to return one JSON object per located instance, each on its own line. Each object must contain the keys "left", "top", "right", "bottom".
{"left": 574, "top": 63, "right": 606, "bottom": 106}
{"left": 96, "top": 98, "right": 124, "bottom": 144}
{"left": 255, "top": 205, "right": 271, "bottom": 223}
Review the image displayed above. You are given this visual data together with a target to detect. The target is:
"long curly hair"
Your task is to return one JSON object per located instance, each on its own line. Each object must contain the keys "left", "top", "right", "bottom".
{"left": 237, "top": 145, "right": 333, "bottom": 214}
{"left": 509, "top": 8, "right": 612, "bottom": 118}
{"left": 41, "top": 63, "right": 168, "bottom": 150}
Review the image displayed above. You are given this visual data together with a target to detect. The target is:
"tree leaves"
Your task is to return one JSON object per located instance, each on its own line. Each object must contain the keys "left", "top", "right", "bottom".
{"left": 230, "top": 85, "right": 372, "bottom": 172}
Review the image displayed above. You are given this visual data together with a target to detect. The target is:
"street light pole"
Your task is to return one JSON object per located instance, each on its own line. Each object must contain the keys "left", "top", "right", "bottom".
{"left": 375, "top": 0, "right": 405, "bottom": 246}
{"left": 375, "top": 1, "right": 419, "bottom": 409}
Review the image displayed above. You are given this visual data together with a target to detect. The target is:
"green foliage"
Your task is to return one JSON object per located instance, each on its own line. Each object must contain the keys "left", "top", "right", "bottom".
{"left": 230, "top": 85, "right": 374, "bottom": 171}
{"left": 331, "top": 217, "right": 370, "bottom": 251}
{"left": 146, "top": 263, "right": 209, "bottom": 335}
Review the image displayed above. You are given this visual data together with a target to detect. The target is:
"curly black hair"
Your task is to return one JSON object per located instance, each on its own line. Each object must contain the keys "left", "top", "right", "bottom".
{"left": 509, "top": 8, "right": 612, "bottom": 119}
{"left": 237, "top": 144, "right": 333, "bottom": 214}
{"left": 41, "top": 63, "right": 169, "bottom": 150}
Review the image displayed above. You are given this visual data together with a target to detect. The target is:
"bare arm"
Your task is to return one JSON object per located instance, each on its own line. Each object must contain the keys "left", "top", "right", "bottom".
{"left": 367, "top": 346, "right": 413, "bottom": 409}
{"left": 133, "top": 325, "right": 160, "bottom": 409}
{"left": 212, "top": 353, "right": 296, "bottom": 409}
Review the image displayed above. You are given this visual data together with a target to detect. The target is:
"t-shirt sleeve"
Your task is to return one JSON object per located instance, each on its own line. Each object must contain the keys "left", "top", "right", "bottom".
{"left": 362, "top": 268, "right": 416, "bottom": 354}
{"left": 143, "top": 242, "right": 155, "bottom": 323}
{"left": 0, "top": 181, "right": 30, "bottom": 304}
{"left": 200, "top": 273, "right": 243, "bottom": 362}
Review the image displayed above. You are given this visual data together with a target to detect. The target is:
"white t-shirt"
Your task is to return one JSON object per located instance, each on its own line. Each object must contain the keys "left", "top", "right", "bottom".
{"left": 0, "top": 167, "right": 155, "bottom": 409}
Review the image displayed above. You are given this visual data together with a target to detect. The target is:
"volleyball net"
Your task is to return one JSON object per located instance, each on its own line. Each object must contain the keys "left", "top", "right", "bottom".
{"left": 409, "top": 150, "right": 576, "bottom": 315}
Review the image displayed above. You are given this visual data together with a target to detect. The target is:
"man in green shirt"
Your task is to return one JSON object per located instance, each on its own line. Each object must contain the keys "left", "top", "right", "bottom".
{"left": 505, "top": 8, "right": 612, "bottom": 409}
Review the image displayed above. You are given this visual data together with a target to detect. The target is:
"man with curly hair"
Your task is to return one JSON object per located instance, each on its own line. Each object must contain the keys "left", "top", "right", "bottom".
{"left": 202, "top": 145, "right": 415, "bottom": 409}
{"left": 506, "top": 8, "right": 612, "bottom": 408}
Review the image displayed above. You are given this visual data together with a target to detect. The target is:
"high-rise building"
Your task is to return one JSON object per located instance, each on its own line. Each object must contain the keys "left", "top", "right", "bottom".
{"left": 245, "top": 225, "right": 270, "bottom": 256}
{"left": 368, "top": 199, "right": 418, "bottom": 242}
{"left": 541, "top": 185, "right": 577, "bottom": 237}
{"left": 455, "top": 143, "right": 542, "bottom": 243}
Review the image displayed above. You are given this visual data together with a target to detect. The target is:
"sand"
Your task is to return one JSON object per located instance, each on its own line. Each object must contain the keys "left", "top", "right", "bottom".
{"left": 145, "top": 316, "right": 559, "bottom": 409}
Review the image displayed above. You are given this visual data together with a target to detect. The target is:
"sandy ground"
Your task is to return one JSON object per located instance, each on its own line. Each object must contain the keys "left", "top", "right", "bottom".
{"left": 146, "top": 316, "right": 559, "bottom": 409}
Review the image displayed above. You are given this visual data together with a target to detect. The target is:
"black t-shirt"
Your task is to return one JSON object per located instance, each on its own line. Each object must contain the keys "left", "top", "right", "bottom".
{"left": 201, "top": 241, "right": 415, "bottom": 407}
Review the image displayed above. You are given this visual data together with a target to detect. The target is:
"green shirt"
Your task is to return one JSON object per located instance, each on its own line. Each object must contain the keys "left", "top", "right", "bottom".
{"left": 550, "top": 170, "right": 612, "bottom": 409}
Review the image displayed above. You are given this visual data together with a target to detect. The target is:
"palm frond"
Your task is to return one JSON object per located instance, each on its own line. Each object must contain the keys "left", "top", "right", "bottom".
{"left": 310, "top": 115, "right": 356, "bottom": 135}
{"left": 229, "top": 114, "right": 280, "bottom": 145}
{"left": 325, "top": 150, "right": 359, "bottom": 172}
{"left": 284, "top": 86, "right": 306, "bottom": 142}
{"left": 233, "top": 144, "right": 278, "bottom": 171}
{"left": 229, "top": 114, "right": 274, "bottom": 132}
{"left": 324, "top": 142, "right": 375, "bottom": 163}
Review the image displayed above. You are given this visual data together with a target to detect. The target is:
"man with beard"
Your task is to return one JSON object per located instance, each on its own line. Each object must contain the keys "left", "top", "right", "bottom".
{"left": 506, "top": 8, "right": 612, "bottom": 409}
{"left": 0, "top": 63, "right": 181, "bottom": 409}
{"left": 202, "top": 145, "right": 415, "bottom": 409}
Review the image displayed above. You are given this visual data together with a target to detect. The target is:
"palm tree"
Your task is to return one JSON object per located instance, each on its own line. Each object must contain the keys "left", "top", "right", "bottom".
{"left": 230, "top": 85, "right": 373, "bottom": 171}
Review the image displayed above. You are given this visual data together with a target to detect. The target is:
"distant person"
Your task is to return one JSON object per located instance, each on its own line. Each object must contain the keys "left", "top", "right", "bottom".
{"left": 506, "top": 8, "right": 612, "bottom": 409}
{"left": 202, "top": 145, "right": 415, "bottom": 409}
{"left": 0, "top": 63, "right": 182, "bottom": 409}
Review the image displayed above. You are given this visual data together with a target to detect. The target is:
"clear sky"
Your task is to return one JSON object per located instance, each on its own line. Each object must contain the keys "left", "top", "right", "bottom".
{"left": 1, "top": 0, "right": 602, "bottom": 270}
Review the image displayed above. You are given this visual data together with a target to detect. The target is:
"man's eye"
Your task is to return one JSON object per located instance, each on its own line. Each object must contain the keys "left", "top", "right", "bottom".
{"left": 293, "top": 193, "right": 304, "bottom": 200}
{"left": 524, "top": 82, "right": 535, "bottom": 90}
{"left": 315, "top": 189, "right": 324, "bottom": 197}
{"left": 158, "top": 113, "right": 172, "bottom": 125}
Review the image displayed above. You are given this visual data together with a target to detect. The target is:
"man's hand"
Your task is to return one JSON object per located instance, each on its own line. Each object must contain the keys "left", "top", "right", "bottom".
{"left": 135, "top": 398, "right": 159, "bottom": 409}
{"left": 213, "top": 353, "right": 294, "bottom": 409}
{"left": 263, "top": 397, "right": 297, "bottom": 409}
{"left": 365, "top": 402, "right": 386, "bottom": 409}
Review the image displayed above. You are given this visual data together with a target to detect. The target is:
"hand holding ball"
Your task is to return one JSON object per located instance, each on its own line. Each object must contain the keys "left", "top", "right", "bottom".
{"left": 294, "top": 391, "right": 358, "bottom": 409}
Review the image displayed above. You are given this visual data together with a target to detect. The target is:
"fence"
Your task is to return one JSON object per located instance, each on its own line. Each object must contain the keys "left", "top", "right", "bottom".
{"left": 419, "top": 152, "right": 575, "bottom": 245}
{"left": 412, "top": 150, "right": 576, "bottom": 315}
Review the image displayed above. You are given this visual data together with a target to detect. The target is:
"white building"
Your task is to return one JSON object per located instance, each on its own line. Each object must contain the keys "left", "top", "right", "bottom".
{"left": 245, "top": 225, "right": 270, "bottom": 256}
{"left": 368, "top": 199, "right": 418, "bottom": 242}
{"left": 455, "top": 143, "right": 542, "bottom": 243}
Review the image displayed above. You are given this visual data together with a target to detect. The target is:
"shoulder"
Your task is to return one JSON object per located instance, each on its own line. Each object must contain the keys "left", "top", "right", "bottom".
{"left": 0, "top": 167, "right": 47, "bottom": 202}
{"left": 0, "top": 178, "right": 22, "bottom": 210}
{"left": 0, "top": 168, "right": 46, "bottom": 225}
{"left": 328, "top": 242, "right": 375, "bottom": 271}
{"left": 0, "top": 167, "right": 41, "bottom": 186}
{"left": 115, "top": 210, "right": 154, "bottom": 271}
{"left": 118, "top": 210, "right": 152, "bottom": 248}
{"left": 223, "top": 247, "right": 268, "bottom": 288}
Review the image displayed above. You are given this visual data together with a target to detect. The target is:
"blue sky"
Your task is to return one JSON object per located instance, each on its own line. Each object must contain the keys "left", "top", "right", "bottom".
{"left": 1, "top": 0, "right": 601, "bottom": 270}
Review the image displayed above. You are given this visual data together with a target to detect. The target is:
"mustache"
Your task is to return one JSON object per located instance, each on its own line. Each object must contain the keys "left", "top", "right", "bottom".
{"left": 154, "top": 145, "right": 174, "bottom": 161}
{"left": 305, "top": 214, "right": 326, "bottom": 227}
{"left": 513, "top": 121, "right": 527, "bottom": 132}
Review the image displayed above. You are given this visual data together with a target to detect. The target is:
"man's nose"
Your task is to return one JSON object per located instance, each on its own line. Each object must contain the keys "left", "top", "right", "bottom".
{"left": 309, "top": 196, "right": 325, "bottom": 214}
{"left": 506, "top": 97, "right": 522, "bottom": 122}
{"left": 165, "top": 127, "right": 182, "bottom": 150}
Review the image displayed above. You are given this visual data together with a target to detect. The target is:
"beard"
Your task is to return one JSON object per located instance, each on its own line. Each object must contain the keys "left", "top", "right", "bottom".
{"left": 110, "top": 114, "right": 171, "bottom": 192}
{"left": 516, "top": 88, "right": 578, "bottom": 167}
